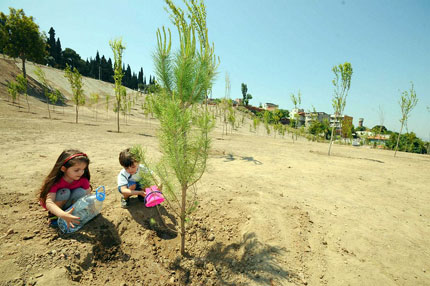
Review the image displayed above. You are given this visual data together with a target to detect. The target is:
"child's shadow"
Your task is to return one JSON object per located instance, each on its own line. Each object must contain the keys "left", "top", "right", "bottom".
{"left": 127, "top": 198, "right": 178, "bottom": 240}
{"left": 59, "top": 214, "right": 130, "bottom": 269}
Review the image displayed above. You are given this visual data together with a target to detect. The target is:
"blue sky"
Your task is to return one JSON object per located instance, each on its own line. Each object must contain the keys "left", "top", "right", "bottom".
{"left": 1, "top": 0, "right": 429, "bottom": 140}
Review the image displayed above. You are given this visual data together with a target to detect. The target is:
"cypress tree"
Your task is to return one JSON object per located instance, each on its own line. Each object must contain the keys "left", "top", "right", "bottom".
{"left": 125, "top": 64, "right": 132, "bottom": 88}
{"left": 100, "top": 55, "right": 108, "bottom": 81}
{"left": 47, "top": 27, "right": 56, "bottom": 66}
{"left": 95, "top": 51, "right": 100, "bottom": 79}
{"left": 138, "top": 67, "right": 143, "bottom": 85}
{"left": 55, "top": 38, "right": 63, "bottom": 67}
{"left": 107, "top": 58, "right": 114, "bottom": 83}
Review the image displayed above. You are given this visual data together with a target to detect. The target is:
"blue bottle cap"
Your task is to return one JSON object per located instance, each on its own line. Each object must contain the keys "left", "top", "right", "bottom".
{"left": 95, "top": 185, "right": 106, "bottom": 201}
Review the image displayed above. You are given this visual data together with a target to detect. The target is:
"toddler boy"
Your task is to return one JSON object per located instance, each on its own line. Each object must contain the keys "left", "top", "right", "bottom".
{"left": 117, "top": 148, "right": 149, "bottom": 208}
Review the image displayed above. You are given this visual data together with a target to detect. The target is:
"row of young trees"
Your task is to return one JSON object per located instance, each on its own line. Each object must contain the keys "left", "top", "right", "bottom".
{"left": 215, "top": 61, "right": 427, "bottom": 155}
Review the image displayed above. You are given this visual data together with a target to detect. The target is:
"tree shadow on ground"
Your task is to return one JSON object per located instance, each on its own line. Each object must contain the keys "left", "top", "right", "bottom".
{"left": 171, "top": 232, "right": 295, "bottom": 285}
{"left": 223, "top": 153, "right": 262, "bottom": 165}
{"left": 138, "top": 133, "right": 155, "bottom": 137}
{"left": 127, "top": 199, "right": 177, "bottom": 240}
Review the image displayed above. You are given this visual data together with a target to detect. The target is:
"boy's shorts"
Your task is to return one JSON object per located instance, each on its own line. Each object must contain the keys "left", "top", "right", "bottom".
{"left": 117, "top": 181, "right": 142, "bottom": 193}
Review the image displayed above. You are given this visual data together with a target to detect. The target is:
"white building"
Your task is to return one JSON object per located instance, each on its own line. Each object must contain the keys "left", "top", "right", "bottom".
{"left": 304, "top": 112, "right": 330, "bottom": 127}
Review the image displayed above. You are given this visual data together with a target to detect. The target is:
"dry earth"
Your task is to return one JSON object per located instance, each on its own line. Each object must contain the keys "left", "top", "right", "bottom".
{"left": 0, "top": 58, "right": 429, "bottom": 285}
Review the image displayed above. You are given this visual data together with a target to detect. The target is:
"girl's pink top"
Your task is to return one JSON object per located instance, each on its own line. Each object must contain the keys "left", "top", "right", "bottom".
{"left": 40, "top": 177, "right": 90, "bottom": 209}
{"left": 49, "top": 177, "right": 90, "bottom": 194}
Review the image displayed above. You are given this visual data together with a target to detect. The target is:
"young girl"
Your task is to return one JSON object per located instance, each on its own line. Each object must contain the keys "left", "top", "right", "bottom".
{"left": 38, "top": 149, "right": 91, "bottom": 228}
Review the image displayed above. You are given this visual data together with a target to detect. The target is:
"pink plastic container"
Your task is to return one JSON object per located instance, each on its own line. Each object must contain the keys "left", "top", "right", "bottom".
{"left": 144, "top": 185, "right": 165, "bottom": 207}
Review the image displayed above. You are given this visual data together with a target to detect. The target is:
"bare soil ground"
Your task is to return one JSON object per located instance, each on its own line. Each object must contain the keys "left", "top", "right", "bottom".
{"left": 0, "top": 58, "right": 429, "bottom": 285}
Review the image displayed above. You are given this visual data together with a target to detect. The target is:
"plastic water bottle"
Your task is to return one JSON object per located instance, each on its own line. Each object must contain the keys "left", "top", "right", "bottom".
{"left": 58, "top": 186, "right": 106, "bottom": 234}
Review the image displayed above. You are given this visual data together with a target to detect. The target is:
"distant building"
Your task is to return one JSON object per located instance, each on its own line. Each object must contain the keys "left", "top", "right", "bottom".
{"left": 304, "top": 112, "right": 330, "bottom": 127}
{"left": 288, "top": 108, "right": 303, "bottom": 126}
{"left": 367, "top": 134, "right": 391, "bottom": 147}
{"left": 330, "top": 114, "right": 353, "bottom": 134}
{"left": 263, "top": 102, "right": 279, "bottom": 111}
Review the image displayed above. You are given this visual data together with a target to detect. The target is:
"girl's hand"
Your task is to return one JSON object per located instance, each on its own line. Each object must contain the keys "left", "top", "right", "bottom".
{"left": 62, "top": 208, "right": 81, "bottom": 228}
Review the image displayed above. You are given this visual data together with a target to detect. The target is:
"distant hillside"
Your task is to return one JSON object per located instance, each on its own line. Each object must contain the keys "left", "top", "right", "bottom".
{"left": 0, "top": 55, "right": 136, "bottom": 104}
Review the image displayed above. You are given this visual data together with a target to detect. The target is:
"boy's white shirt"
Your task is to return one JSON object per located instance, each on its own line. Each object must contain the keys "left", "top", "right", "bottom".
{"left": 117, "top": 164, "right": 150, "bottom": 187}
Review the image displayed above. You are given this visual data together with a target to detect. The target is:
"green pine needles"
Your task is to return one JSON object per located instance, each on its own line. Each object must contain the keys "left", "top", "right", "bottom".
{"left": 137, "top": 0, "right": 218, "bottom": 256}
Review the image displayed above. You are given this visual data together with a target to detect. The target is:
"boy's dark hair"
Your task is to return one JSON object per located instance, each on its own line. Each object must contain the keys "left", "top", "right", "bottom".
{"left": 119, "top": 148, "right": 138, "bottom": 168}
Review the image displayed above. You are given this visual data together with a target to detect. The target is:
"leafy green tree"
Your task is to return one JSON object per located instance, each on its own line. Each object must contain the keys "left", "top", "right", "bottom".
{"left": 341, "top": 118, "right": 353, "bottom": 142}
{"left": 0, "top": 8, "right": 46, "bottom": 78}
{"left": 64, "top": 64, "right": 85, "bottom": 123}
{"left": 328, "top": 62, "right": 353, "bottom": 155}
{"left": 0, "top": 13, "right": 7, "bottom": 54}
{"left": 241, "top": 83, "right": 247, "bottom": 104}
{"left": 109, "top": 37, "right": 126, "bottom": 132}
{"left": 139, "top": 0, "right": 218, "bottom": 256}
{"left": 387, "top": 132, "right": 426, "bottom": 154}
{"left": 241, "top": 83, "right": 252, "bottom": 106}
{"left": 34, "top": 66, "right": 52, "bottom": 118}
{"left": 394, "top": 82, "right": 418, "bottom": 156}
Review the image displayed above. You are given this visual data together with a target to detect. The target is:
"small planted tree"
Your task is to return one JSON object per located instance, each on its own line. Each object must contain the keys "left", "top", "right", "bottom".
{"left": 137, "top": 0, "right": 218, "bottom": 256}
{"left": 7, "top": 81, "right": 18, "bottom": 104}
{"left": 394, "top": 82, "right": 418, "bottom": 157}
{"left": 105, "top": 93, "right": 111, "bottom": 119}
{"left": 328, "top": 62, "right": 353, "bottom": 156}
{"left": 90, "top": 92, "right": 100, "bottom": 121}
{"left": 263, "top": 110, "right": 271, "bottom": 136}
{"left": 220, "top": 98, "right": 231, "bottom": 135}
{"left": 227, "top": 105, "right": 236, "bottom": 134}
{"left": 253, "top": 116, "right": 260, "bottom": 134}
{"left": 49, "top": 88, "right": 58, "bottom": 112}
{"left": 109, "top": 38, "right": 126, "bottom": 132}
{"left": 16, "top": 74, "right": 29, "bottom": 111}
{"left": 64, "top": 64, "right": 85, "bottom": 123}
{"left": 34, "top": 66, "right": 51, "bottom": 119}
{"left": 290, "top": 90, "right": 302, "bottom": 141}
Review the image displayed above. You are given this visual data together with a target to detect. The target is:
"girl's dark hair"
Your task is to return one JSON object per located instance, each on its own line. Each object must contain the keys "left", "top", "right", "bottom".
{"left": 38, "top": 149, "right": 90, "bottom": 205}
